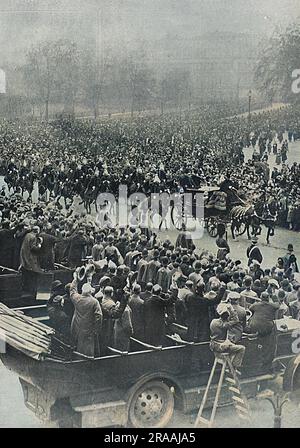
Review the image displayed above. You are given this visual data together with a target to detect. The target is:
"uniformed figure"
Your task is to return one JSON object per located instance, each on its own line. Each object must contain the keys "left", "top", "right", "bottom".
{"left": 216, "top": 233, "right": 230, "bottom": 261}
{"left": 247, "top": 236, "right": 263, "bottom": 267}
{"left": 175, "top": 226, "right": 194, "bottom": 250}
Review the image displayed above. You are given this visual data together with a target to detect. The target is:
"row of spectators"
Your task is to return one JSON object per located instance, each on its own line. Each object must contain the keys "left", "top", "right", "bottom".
{"left": 43, "top": 227, "right": 300, "bottom": 373}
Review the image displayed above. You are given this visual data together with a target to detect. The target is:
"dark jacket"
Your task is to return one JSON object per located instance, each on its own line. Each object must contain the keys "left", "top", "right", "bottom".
{"left": 39, "top": 232, "right": 59, "bottom": 270}
{"left": 249, "top": 301, "right": 279, "bottom": 336}
{"left": 185, "top": 292, "right": 221, "bottom": 342}
{"left": 144, "top": 294, "right": 169, "bottom": 346}
{"left": 68, "top": 234, "right": 87, "bottom": 267}
{"left": 128, "top": 294, "right": 145, "bottom": 341}
{"left": 247, "top": 244, "right": 263, "bottom": 266}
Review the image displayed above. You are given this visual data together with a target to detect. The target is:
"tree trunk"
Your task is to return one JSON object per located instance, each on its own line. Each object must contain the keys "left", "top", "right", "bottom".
{"left": 93, "top": 101, "right": 98, "bottom": 120}
{"left": 93, "top": 93, "right": 100, "bottom": 120}
{"left": 160, "top": 100, "right": 164, "bottom": 116}
{"left": 45, "top": 99, "right": 49, "bottom": 121}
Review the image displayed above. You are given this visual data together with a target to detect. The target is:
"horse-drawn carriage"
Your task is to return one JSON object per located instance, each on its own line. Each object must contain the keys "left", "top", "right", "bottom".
{"left": 202, "top": 186, "right": 248, "bottom": 238}
{"left": 170, "top": 186, "right": 248, "bottom": 239}
{"left": 170, "top": 185, "right": 278, "bottom": 243}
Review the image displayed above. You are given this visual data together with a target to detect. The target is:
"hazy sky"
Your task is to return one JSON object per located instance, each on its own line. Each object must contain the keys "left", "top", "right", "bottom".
{"left": 0, "top": 0, "right": 299, "bottom": 64}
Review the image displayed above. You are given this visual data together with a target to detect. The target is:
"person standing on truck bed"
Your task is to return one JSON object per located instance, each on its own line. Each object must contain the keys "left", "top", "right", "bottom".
{"left": 247, "top": 291, "right": 280, "bottom": 373}
{"left": 144, "top": 284, "right": 174, "bottom": 347}
{"left": 67, "top": 229, "right": 88, "bottom": 268}
{"left": 128, "top": 283, "right": 145, "bottom": 341}
{"left": 100, "top": 286, "right": 130, "bottom": 354}
{"left": 38, "top": 225, "right": 60, "bottom": 271}
{"left": 19, "top": 225, "right": 43, "bottom": 300}
{"left": 0, "top": 220, "right": 15, "bottom": 269}
{"left": 69, "top": 273, "right": 103, "bottom": 357}
{"left": 113, "top": 301, "right": 133, "bottom": 352}
{"left": 185, "top": 281, "right": 221, "bottom": 343}
{"left": 47, "top": 280, "right": 71, "bottom": 338}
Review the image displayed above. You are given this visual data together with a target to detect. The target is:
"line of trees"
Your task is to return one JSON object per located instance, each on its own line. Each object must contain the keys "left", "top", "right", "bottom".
{"left": 255, "top": 22, "right": 300, "bottom": 104}
{"left": 3, "top": 39, "right": 195, "bottom": 120}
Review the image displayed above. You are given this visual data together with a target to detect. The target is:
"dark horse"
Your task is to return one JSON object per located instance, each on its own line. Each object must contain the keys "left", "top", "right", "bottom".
{"left": 18, "top": 172, "right": 35, "bottom": 201}
{"left": 230, "top": 199, "right": 278, "bottom": 244}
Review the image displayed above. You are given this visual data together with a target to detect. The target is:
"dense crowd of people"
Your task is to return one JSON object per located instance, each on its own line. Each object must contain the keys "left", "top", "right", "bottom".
{"left": 0, "top": 103, "right": 300, "bottom": 371}
{"left": 44, "top": 227, "right": 300, "bottom": 373}
{"left": 0, "top": 104, "right": 299, "bottom": 229}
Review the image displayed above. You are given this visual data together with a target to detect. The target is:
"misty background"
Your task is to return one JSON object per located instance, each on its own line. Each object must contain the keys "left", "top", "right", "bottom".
{"left": 0, "top": 0, "right": 299, "bottom": 118}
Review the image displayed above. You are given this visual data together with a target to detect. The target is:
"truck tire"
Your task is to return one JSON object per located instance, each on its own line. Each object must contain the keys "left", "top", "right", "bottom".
{"left": 128, "top": 380, "right": 174, "bottom": 428}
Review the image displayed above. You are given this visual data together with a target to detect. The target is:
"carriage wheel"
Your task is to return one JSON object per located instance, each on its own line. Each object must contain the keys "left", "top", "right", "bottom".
{"left": 207, "top": 217, "right": 218, "bottom": 237}
{"left": 170, "top": 205, "right": 187, "bottom": 230}
{"left": 128, "top": 380, "right": 174, "bottom": 428}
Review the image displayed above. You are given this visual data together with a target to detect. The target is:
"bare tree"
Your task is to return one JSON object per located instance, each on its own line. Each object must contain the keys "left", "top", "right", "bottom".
{"left": 56, "top": 42, "right": 80, "bottom": 116}
{"left": 23, "top": 39, "right": 80, "bottom": 120}
{"left": 255, "top": 23, "right": 300, "bottom": 103}
{"left": 121, "top": 52, "right": 156, "bottom": 116}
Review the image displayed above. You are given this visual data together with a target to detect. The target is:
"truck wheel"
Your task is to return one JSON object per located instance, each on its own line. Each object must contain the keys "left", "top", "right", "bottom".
{"left": 293, "top": 365, "right": 300, "bottom": 390}
{"left": 128, "top": 380, "right": 174, "bottom": 428}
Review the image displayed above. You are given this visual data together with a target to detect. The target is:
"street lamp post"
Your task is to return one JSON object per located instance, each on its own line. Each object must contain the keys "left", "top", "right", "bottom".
{"left": 248, "top": 89, "right": 252, "bottom": 120}
{"left": 257, "top": 389, "right": 290, "bottom": 428}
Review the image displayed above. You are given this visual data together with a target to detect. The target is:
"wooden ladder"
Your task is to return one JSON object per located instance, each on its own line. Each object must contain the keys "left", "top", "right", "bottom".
{"left": 194, "top": 353, "right": 251, "bottom": 428}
